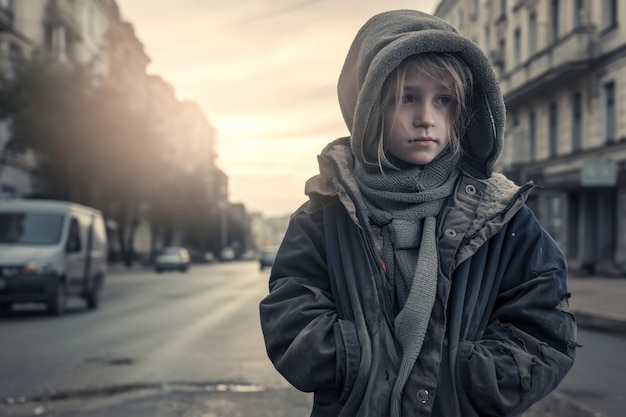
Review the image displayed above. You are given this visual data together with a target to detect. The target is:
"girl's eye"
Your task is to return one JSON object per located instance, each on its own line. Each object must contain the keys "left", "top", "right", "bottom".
{"left": 436, "top": 95, "right": 452, "bottom": 106}
{"left": 400, "top": 94, "right": 413, "bottom": 104}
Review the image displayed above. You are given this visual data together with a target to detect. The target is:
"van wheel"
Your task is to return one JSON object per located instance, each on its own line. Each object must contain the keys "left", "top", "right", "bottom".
{"left": 47, "top": 281, "right": 66, "bottom": 315}
{"left": 85, "top": 276, "right": 102, "bottom": 310}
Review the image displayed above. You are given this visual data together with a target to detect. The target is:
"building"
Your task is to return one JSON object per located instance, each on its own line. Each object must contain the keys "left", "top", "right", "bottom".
{"left": 435, "top": 0, "right": 625, "bottom": 275}
{"left": 0, "top": 0, "right": 30, "bottom": 198}
{"left": 0, "top": 0, "right": 230, "bottom": 262}
{"left": 249, "top": 211, "right": 289, "bottom": 252}
{"left": 0, "top": 0, "right": 120, "bottom": 199}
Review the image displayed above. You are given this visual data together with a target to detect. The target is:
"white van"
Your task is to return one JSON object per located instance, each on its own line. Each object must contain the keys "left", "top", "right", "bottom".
{"left": 0, "top": 199, "right": 108, "bottom": 315}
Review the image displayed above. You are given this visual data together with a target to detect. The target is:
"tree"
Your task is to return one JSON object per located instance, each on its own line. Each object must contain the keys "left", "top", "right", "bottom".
{"left": 0, "top": 54, "right": 169, "bottom": 265}
{"left": 0, "top": 52, "right": 228, "bottom": 266}
{"left": 0, "top": 55, "right": 95, "bottom": 201}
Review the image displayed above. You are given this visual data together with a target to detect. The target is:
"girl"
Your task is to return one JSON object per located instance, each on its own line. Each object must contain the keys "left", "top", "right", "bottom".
{"left": 260, "top": 9, "right": 577, "bottom": 417}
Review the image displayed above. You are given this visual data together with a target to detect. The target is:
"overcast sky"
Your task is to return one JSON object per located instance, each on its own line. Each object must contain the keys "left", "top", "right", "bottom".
{"left": 116, "top": 1, "right": 440, "bottom": 217}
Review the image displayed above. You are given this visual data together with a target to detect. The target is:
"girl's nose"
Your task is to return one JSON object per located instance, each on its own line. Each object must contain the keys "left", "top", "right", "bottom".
{"left": 414, "top": 104, "right": 435, "bottom": 129}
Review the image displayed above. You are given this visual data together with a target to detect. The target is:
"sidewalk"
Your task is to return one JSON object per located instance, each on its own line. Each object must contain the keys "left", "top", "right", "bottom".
{"left": 518, "top": 272, "right": 626, "bottom": 417}
{"left": 568, "top": 272, "right": 626, "bottom": 334}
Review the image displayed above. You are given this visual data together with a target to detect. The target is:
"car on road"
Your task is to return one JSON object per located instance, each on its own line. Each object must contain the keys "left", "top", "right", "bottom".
{"left": 0, "top": 199, "right": 108, "bottom": 315}
{"left": 259, "top": 246, "right": 279, "bottom": 271}
{"left": 155, "top": 246, "right": 190, "bottom": 273}
{"left": 220, "top": 247, "right": 235, "bottom": 261}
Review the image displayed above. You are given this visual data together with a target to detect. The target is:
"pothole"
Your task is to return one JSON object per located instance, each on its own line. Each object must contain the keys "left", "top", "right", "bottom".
{"left": 84, "top": 356, "right": 135, "bottom": 366}
{"left": 4, "top": 382, "right": 266, "bottom": 405}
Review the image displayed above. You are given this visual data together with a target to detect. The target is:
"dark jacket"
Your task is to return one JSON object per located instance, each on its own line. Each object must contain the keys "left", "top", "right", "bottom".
{"left": 260, "top": 140, "right": 577, "bottom": 417}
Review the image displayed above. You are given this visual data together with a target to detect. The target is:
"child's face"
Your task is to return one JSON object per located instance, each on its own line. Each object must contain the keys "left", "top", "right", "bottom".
{"left": 383, "top": 69, "right": 452, "bottom": 166}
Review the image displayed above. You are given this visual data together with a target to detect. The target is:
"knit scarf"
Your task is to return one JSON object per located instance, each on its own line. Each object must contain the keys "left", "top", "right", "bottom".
{"left": 354, "top": 151, "right": 459, "bottom": 417}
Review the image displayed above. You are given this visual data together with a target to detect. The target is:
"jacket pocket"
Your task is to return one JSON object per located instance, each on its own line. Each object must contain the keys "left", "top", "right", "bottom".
{"left": 313, "top": 319, "right": 360, "bottom": 407}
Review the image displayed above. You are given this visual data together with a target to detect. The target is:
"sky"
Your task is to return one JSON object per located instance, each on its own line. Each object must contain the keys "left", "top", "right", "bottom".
{"left": 116, "top": 1, "right": 440, "bottom": 218}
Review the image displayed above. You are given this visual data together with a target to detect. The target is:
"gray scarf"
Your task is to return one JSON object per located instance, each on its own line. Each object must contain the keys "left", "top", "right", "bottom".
{"left": 355, "top": 151, "right": 459, "bottom": 417}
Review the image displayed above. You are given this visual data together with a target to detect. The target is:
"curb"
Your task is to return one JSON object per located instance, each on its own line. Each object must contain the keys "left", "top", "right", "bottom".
{"left": 573, "top": 308, "right": 626, "bottom": 335}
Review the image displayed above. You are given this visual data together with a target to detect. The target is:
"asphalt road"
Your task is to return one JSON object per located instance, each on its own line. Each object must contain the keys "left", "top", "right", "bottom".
{"left": 1, "top": 261, "right": 624, "bottom": 417}
{"left": 556, "top": 327, "right": 626, "bottom": 417}
{"left": 0, "top": 261, "right": 312, "bottom": 417}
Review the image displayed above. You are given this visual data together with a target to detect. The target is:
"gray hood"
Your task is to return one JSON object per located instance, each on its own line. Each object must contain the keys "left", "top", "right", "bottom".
{"left": 337, "top": 9, "right": 505, "bottom": 178}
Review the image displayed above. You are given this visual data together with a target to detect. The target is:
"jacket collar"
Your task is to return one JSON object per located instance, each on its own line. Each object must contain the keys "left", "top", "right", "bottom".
{"left": 304, "top": 137, "right": 533, "bottom": 255}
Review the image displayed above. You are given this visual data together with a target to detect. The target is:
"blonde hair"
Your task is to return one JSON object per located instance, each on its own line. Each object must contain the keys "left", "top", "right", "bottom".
{"left": 370, "top": 52, "right": 474, "bottom": 170}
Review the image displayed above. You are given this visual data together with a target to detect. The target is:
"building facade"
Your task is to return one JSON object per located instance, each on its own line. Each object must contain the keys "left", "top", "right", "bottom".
{"left": 0, "top": 0, "right": 30, "bottom": 198}
{"left": 0, "top": 0, "right": 231, "bottom": 261}
{"left": 0, "top": 0, "right": 119, "bottom": 198}
{"left": 435, "top": 0, "right": 625, "bottom": 274}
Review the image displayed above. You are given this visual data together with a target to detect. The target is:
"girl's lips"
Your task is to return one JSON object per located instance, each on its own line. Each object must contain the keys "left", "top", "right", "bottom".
{"left": 408, "top": 137, "right": 436, "bottom": 145}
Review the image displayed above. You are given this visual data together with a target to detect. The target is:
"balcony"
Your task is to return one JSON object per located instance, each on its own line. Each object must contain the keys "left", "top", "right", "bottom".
{"left": 501, "top": 26, "right": 596, "bottom": 105}
{"left": 45, "top": 0, "right": 83, "bottom": 41}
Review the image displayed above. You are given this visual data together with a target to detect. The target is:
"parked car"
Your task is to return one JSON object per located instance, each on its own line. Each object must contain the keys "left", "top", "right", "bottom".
{"left": 155, "top": 246, "right": 190, "bottom": 273}
{"left": 240, "top": 249, "right": 257, "bottom": 261}
{"left": 220, "top": 247, "right": 235, "bottom": 261}
{"left": 0, "top": 199, "right": 108, "bottom": 315}
{"left": 259, "top": 246, "right": 279, "bottom": 271}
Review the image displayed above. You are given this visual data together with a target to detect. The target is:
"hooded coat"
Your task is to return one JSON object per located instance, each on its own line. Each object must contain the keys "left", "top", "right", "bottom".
{"left": 259, "top": 10, "right": 577, "bottom": 417}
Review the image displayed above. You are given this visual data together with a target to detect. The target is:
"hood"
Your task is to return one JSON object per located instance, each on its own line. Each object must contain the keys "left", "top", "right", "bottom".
{"left": 337, "top": 9, "right": 505, "bottom": 178}
{"left": 0, "top": 244, "right": 60, "bottom": 264}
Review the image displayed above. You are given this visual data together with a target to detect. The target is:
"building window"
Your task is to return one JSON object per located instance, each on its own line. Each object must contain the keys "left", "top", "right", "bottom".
{"left": 545, "top": 196, "right": 564, "bottom": 245}
{"left": 603, "top": 0, "right": 618, "bottom": 30}
{"left": 8, "top": 43, "right": 21, "bottom": 79}
{"left": 511, "top": 114, "right": 519, "bottom": 162}
{"left": 500, "top": 0, "right": 507, "bottom": 18}
{"left": 551, "top": 0, "right": 560, "bottom": 42}
{"left": 89, "top": 5, "right": 96, "bottom": 37}
{"left": 604, "top": 81, "right": 616, "bottom": 143}
{"left": 485, "top": 26, "right": 491, "bottom": 52}
{"left": 484, "top": 26, "right": 491, "bottom": 53}
{"left": 45, "top": 25, "right": 66, "bottom": 57}
{"left": 574, "top": 0, "right": 585, "bottom": 28}
{"left": 513, "top": 27, "right": 521, "bottom": 66}
{"left": 549, "top": 102, "right": 558, "bottom": 157}
{"left": 498, "top": 38, "right": 506, "bottom": 71}
{"left": 572, "top": 92, "right": 583, "bottom": 151}
{"left": 567, "top": 194, "right": 579, "bottom": 258}
{"left": 528, "top": 12, "right": 537, "bottom": 55}
{"left": 472, "top": 0, "right": 479, "bottom": 20}
{"left": 529, "top": 111, "right": 536, "bottom": 161}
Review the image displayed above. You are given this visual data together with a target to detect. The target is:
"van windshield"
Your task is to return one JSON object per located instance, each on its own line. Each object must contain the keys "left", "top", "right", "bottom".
{"left": 0, "top": 212, "right": 65, "bottom": 245}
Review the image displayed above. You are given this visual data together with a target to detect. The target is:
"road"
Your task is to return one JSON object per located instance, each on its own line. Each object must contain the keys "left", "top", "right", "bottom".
{"left": 1, "top": 261, "right": 624, "bottom": 416}
{"left": 0, "top": 261, "right": 312, "bottom": 417}
{"left": 556, "top": 327, "right": 626, "bottom": 417}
